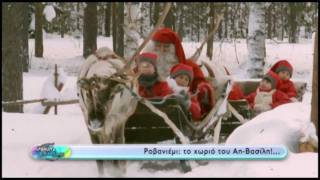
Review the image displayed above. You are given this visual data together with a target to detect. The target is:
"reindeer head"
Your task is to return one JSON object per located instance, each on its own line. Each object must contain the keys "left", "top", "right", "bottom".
{"left": 77, "top": 47, "right": 138, "bottom": 134}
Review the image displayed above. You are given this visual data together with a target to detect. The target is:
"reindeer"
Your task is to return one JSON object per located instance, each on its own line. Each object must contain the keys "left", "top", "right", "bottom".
{"left": 77, "top": 47, "right": 140, "bottom": 176}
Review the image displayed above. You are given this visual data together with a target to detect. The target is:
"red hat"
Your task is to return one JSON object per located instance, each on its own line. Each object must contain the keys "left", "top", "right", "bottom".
{"left": 270, "top": 60, "right": 293, "bottom": 77}
{"left": 152, "top": 28, "right": 186, "bottom": 64}
{"left": 263, "top": 71, "right": 281, "bottom": 89}
{"left": 170, "top": 63, "right": 194, "bottom": 82}
{"left": 137, "top": 52, "right": 158, "bottom": 67}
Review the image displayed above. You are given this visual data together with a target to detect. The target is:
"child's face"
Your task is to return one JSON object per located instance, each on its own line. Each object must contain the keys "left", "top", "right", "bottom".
{"left": 175, "top": 74, "right": 190, "bottom": 87}
{"left": 278, "top": 71, "right": 290, "bottom": 80}
{"left": 138, "top": 62, "right": 155, "bottom": 75}
{"left": 260, "top": 79, "right": 272, "bottom": 90}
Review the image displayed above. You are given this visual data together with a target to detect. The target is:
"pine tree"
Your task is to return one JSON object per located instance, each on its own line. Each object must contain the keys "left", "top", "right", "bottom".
{"left": 104, "top": 2, "right": 111, "bottom": 37}
{"left": 2, "top": 3, "right": 28, "bottom": 112}
{"left": 83, "top": 2, "right": 97, "bottom": 58}
{"left": 35, "top": 2, "right": 44, "bottom": 57}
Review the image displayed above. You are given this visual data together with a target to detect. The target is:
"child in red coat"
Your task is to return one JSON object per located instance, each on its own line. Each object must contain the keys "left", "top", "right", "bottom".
{"left": 169, "top": 63, "right": 202, "bottom": 121}
{"left": 137, "top": 53, "right": 173, "bottom": 98}
{"left": 270, "top": 60, "right": 298, "bottom": 101}
{"left": 245, "top": 71, "right": 291, "bottom": 115}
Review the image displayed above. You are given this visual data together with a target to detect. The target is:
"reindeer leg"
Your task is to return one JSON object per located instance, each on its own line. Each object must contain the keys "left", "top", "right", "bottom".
{"left": 113, "top": 123, "right": 127, "bottom": 175}
{"left": 89, "top": 132, "right": 104, "bottom": 176}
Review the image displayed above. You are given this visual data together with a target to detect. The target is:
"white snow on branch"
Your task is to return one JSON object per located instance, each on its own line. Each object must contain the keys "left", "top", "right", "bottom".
{"left": 43, "top": 5, "right": 56, "bottom": 22}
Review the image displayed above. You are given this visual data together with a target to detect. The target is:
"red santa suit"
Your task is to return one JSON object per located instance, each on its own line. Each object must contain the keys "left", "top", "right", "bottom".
{"left": 153, "top": 28, "right": 215, "bottom": 115}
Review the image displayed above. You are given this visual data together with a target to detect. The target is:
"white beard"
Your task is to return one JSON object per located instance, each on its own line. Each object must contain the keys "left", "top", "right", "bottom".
{"left": 143, "top": 42, "right": 179, "bottom": 79}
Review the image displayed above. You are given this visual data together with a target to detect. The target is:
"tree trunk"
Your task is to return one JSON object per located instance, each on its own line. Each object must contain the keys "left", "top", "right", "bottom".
{"left": 124, "top": 2, "right": 140, "bottom": 59}
{"left": 191, "top": 3, "right": 195, "bottom": 41}
{"left": 59, "top": 3, "right": 65, "bottom": 38}
{"left": 197, "top": 4, "right": 200, "bottom": 41}
{"left": 224, "top": 3, "right": 228, "bottom": 39}
{"left": 112, "top": 2, "right": 117, "bottom": 52}
{"left": 115, "top": 2, "right": 124, "bottom": 57}
{"left": 288, "top": 3, "right": 299, "bottom": 43}
{"left": 104, "top": 3, "right": 111, "bottom": 37}
{"left": 276, "top": 3, "right": 284, "bottom": 41}
{"left": 206, "top": 3, "right": 215, "bottom": 60}
{"left": 60, "top": 14, "right": 65, "bottom": 38}
{"left": 153, "top": 2, "right": 160, "bottom": 27}
{"left": 76, "top": 3, "right": 80, "bottom": 30}
{"left": 266, "top": 5, "right": 272, "bottom": 39}
{"left": 164, "top": 3, "right": 175, "bottom": 30}
{"left": 149, "top": 2, "right": 153, "bottom": 26}
{"left": 271, "top": 4, "right": 276, "bottom": 39}
{"left": 311, "top": 25, "right": 318, "bottom": 136}
{"left": 21, "top": 4, "right": 30, "bottom": 72}
{"left": 177, "top": 3, "right": 184, "bottom": 40}
{"left": 83, "top": 2, "right": 97, "bottom": 58}
{"left": 230, "top": 4, "right": 235, "bottom": 39}
{"left": 2, "top": 3, "right": 27, "bottom": 112}
{"left": 35, "top": 2, "right": 43, "bottom": 58}
{"left": 247, "top": 3, "right": 266, "bottom": 78}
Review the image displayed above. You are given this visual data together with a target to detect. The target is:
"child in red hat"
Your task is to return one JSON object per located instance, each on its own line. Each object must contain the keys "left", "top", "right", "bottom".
{"left": 137, "top": 52, "right": 173, "bottom": 98}
{"left": 169, "top": 63, "right": 202, "bottom": 121}
{"left": 245, "top": 71, "right": 291, "bottom": 115}
{"left": 270, "top": 60, "right": 297, "bottom": 101}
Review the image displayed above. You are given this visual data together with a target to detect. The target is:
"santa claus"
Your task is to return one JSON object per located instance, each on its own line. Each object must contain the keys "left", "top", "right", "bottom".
{"left": 143, "top": 27, "right": 215, "bottom": 116}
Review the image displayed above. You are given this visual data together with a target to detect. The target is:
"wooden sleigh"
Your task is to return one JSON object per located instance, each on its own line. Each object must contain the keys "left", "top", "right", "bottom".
{"left": 218, "top": 79, "right": 307, "bottom": 143}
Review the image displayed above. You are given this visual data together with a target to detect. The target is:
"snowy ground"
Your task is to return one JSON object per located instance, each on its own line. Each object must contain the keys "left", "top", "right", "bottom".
{"left": 2, "top": 35, "right": 318, "bottom": 177}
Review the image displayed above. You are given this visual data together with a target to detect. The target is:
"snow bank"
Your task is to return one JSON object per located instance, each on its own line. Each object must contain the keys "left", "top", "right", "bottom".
{"left": 2, "top": 112, "right": 98, "bottom": 177}
{"left": 225, "top": 103, "right": 317, "bottom": 153}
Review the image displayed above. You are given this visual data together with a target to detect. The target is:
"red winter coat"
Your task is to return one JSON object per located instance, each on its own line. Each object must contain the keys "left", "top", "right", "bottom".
{"left": 228, "top": 83, "right": 245, "bottom": 100}
{"left": 245, "top": 88, "right": 291, "bottom": 109}
{"left": 138, "top": 81, "right": 173, "bottom": 98}
{"left": 196, "top": 82, "right": 215, "bottom": 116}
{"left": 189, "top": 95, "right": 202, "bottom": 121}
{"left": 278, "top": 80, "right": 297, "bottom": 98}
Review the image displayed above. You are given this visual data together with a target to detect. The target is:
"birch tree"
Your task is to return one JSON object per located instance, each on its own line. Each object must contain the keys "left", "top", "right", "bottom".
{"left": 247, "top": 2, "right": 266, "bottom": 78}
{"left": 124, "top": 2, "right": 140, "bottom": 59}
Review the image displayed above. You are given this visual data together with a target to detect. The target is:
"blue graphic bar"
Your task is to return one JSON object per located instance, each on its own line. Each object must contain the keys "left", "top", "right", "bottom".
{"left": 32, "top": 144, "right": 288, "bottom": 160}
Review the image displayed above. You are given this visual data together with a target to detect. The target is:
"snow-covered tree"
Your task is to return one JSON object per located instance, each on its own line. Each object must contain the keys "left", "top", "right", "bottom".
{"left": 247, "top": 2, "right": 266, "bottom": 78}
